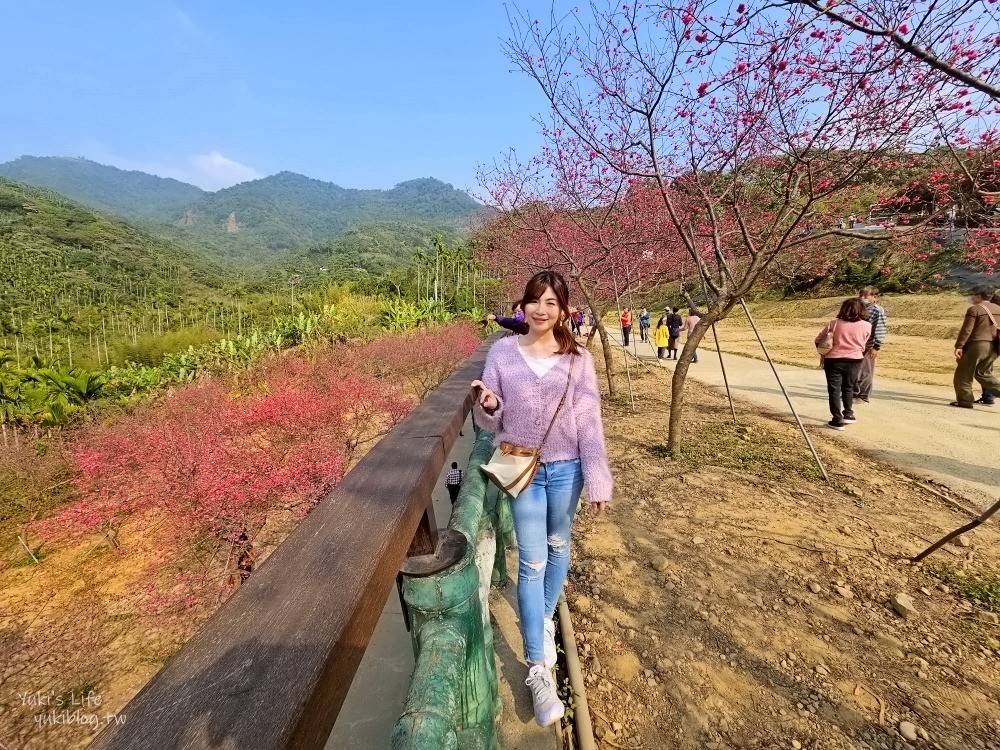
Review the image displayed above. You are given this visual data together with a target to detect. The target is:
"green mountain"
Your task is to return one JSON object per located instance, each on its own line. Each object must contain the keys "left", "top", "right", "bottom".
{"left": 0, "top": 156, "right": 205, "bottom": 222}
{"left": 0, "top": 157, "right": 485, "bottom": 264}
{"left": 0, "top": 178, "right": 224, "bottom": 338}
{"left": 164, "top": 172, "right": 483, "bottom": 261}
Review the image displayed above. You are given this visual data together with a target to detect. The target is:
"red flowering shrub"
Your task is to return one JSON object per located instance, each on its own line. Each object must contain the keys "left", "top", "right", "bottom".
{"left": 361, "top": 321, "right": 481, "bottom": 398}
{"left": 37, "top": 349, "right": 413, "bottom": 552}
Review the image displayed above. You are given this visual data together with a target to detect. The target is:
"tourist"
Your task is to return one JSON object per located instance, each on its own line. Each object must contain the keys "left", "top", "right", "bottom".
{"left": 684, "top": 308, "right": 702, "bottom": 363}
{"left": 654, "top": 314, "right": 670, "bottom": 364}
{"left": 620, "top": 307, "right": 633, "bottom": 347}
{"left": 639, "top": 307, "right": 651, "bottom": 344}
{"left": 445, "top": 461, "right": 464, "bottom": 503}
{"left": 855, "top": 287, "right": 887, "bottom": 402}
{"left": 666, "top": 307, "right": 683, "bottom": 359}
{"left": 236, "top": 531, "right": 255, "bottom": 584}
{"left": 982, "top": 291, "right": 1000, "bottom": 405}
{"left": 950, "top": 285, "right": 1000, "bottom": 409}
{"left": 471, "top": 270, "right": 613, "bottom": 728}
{"left": 815, "top": 298, "right": 872, "bottom": 430}
{"left": 488, "top": 303, "right": 527, "bottom": 334}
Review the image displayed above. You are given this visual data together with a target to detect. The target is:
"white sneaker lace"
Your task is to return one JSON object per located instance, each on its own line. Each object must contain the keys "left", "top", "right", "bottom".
{"left": 526, "top": 666, "right": 556, "bottom": 699}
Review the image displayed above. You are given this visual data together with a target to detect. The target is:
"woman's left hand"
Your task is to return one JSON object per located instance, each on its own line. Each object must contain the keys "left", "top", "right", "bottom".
{"left": 589, "top": 501, "right": 607, "bottom": 516}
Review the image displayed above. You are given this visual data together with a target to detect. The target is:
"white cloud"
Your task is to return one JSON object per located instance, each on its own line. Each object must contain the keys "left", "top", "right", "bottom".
{"left": 188, "top": 151, "right": 260, "bottom": 190}
{"left": 170, "top": 5, "right": 206, "bottom": 40}
{"left": 74, "top": 142, "right": 260, "bottom": 191}
{"left": 80, "top": 145, "right": 191, "bottom": 182}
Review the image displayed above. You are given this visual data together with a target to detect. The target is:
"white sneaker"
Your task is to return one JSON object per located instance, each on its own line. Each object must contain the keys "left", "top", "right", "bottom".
{"left": 525, "top": 664, "right": 564, "bottom": 727}
{"left": 543, "top": 616, "right": 557, "bottom": 668}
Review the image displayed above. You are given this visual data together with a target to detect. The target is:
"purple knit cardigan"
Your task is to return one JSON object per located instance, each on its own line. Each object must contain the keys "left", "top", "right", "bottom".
{"left": 473, "top": 335, "right": 614, "bottom": 504}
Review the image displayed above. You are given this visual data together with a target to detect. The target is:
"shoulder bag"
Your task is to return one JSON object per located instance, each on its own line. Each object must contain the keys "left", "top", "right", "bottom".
{"left": 816, "top": 319, "right": 837, "bottom": 357}
{"left": 480, "top": 354, "right": 576, "bottom": 498}
{"left": 979, "top": 304, "right": 1000, "bottom": 355}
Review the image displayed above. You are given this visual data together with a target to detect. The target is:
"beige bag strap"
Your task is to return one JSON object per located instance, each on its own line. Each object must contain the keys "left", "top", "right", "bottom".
{"left": 537, "top": 354, "right": 576, "bottom": 451}
{"left": 980, "top": 304, "right": 998, "bottom": 329}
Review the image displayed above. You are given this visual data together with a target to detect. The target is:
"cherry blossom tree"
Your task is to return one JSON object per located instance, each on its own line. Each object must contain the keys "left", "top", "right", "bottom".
{"left": 477, "top": 130, "right": 688, "bottom": 396}
{"left": 768, "top": 0, "right": 1000, "bottom": 101}
{"left": 497, "top": 0, "right": 997, "bottom": 452}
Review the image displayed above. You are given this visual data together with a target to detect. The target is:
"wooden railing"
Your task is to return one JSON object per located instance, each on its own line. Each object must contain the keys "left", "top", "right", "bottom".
{"left": 88, "top": 334, "right": 499, "bottom": 750}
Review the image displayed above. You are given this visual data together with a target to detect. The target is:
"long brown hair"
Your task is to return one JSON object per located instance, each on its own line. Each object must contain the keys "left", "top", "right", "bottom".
{"left": 519, "top": 271, "right": 581, "bottom": 355}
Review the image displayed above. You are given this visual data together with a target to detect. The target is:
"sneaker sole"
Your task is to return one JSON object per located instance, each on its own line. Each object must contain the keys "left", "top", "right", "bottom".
{"left": 535, "top": 705, "right": 565, "bottom": 728}
{"left": 827, "top": 424, "right": 846, "bottom": 431}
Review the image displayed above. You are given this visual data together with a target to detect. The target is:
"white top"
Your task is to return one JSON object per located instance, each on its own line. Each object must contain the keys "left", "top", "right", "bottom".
{"left": 518, "top": 345, "right": 562, "bottom": 377}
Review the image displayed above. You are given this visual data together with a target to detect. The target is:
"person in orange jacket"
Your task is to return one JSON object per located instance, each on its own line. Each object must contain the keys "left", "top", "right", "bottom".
{"left": 620, "top": 307, "right": 633, "bottom": 347}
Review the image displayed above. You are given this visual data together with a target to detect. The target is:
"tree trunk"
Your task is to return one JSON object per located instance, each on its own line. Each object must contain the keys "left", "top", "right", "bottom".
{"left": 666, "top": 301, "right": 738, "bottom": 456}
{"left": 572, "top": 278, "right": 617, "bottom": 397}
{"left": 592, "top": 318, "right": 618, "bottom": 398}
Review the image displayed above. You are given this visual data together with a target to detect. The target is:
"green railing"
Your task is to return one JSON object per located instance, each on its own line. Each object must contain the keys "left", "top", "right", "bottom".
{"left": 391, "top": 428, "right": 515, "bottom": 750}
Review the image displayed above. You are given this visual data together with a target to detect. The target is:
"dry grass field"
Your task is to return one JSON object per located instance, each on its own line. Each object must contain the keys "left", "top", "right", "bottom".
{"left": 702, "top": 293, "right": 971, "bottom": 389}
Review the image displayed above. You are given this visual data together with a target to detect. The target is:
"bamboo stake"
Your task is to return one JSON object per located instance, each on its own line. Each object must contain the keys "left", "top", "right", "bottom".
{"left": 609, "top": 264, "right": 636, "bottom": 412}
{"left": 17, "top": 534, "right": 40, "bottom": 565}
{"left": 713, "top": 253, "right": 828, "bottom": 482}
{"left": 695, "top": 265, "right": 737, "bottom": 424}
{"left": 911, "top": 498, "right": 1000, "bottom": 563}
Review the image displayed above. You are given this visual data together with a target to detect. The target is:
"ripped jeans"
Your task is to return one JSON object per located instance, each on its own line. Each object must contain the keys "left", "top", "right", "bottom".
{"left": 510, "top": 459, "right": 583, "bottom": 664}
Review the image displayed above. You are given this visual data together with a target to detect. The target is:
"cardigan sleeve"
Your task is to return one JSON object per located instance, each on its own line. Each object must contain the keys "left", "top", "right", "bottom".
{"left": 473, "top": 341, "right": 505, "bottom": 432}
{"left": 573, "top": 351, "right": 614, "bottom": 504}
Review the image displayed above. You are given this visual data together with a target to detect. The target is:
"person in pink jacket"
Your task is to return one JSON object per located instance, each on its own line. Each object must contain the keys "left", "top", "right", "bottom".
{"left": 814, "top": 298, "right": 873, "bottom": 430}
{"left": 471, "top": 270, "right": 613, "bottom": 728}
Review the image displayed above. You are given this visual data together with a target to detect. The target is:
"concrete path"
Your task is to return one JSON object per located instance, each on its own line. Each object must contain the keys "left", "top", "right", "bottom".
{"left": 325, "top": 422, "right": 473, "bottom": 749}
{"left": 608, "top": 332, "right": 999, "bottom": 510}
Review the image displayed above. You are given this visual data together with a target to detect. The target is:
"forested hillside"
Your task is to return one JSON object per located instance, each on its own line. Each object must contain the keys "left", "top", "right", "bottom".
{"left": 0, "top": 156, "right": 205, "bottom": 222}
{"left": 0, "top": 178, "right": 223, "bottom": 310}
{"left": 164, "top": 172, "right": 483, "bottom": 261}
{"left": 0, "top": 157, "right": 485, "bottom": 264}
{"left": 0, "top": 178, "right": 229, "bottom": 367}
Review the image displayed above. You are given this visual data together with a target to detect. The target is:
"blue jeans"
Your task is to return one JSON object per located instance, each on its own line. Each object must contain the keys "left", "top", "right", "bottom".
{"left": 511, "top": 459, "right": 583, "bottom": 664}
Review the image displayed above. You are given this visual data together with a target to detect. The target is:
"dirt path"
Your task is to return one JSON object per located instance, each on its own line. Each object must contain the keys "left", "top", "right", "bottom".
{"left": 610, "top": 332, "right": 999, "bottom": 510}
{"left": 568, "top": 353, "right": 1000, "bottom": 750}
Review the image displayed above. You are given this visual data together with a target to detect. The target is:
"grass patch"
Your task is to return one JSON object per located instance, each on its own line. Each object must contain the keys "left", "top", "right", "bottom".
{"left": 7, "top": 548, "right": 45, "bottom": 568}
{"left": 678, "top": 421, "right": 825, "bottom": 481}
{"left": 647, "top": 443, "right": 672, "bottom": 459}
{"left": 931, "top": 563, "right": 1000, "bottom": 612}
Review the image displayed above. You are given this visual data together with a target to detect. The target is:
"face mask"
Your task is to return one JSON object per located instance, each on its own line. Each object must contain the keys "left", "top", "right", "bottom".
{"left": 968, "top": 296, "right": 974, "bottom": 304}
{"left": 861, "top": 298, "right": 872, "bottom": 306}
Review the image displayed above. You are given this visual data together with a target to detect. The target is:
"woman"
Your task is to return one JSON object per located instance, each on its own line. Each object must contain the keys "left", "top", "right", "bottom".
{"left": 488, "top": 303, "right": 527, "bottom": 334}
{"left": 814, "top": 298, "right": 872, "bottom": 430}
{"left": 472, "top": 271, "right": 613, "bottom": 728}
{"left": 654, "top": 314, "right": 670, "bottom": 364}
{"left": 666, "top": 307, "right": 682, "bottom": 359}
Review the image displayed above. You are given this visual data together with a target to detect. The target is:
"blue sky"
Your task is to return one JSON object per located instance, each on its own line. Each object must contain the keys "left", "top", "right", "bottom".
{"left": 1, "top": 1, "right": 547, "bottom": 192}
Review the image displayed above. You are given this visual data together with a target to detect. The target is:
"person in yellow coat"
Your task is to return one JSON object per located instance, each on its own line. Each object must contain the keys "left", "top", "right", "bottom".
{"left": 653, "top": 314, "right": 670, "bottom": 364}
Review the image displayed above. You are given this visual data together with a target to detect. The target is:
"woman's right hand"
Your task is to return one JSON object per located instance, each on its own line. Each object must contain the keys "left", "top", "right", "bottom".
{"left": 471, "top": 380, "right": 499, "bottom": 412}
